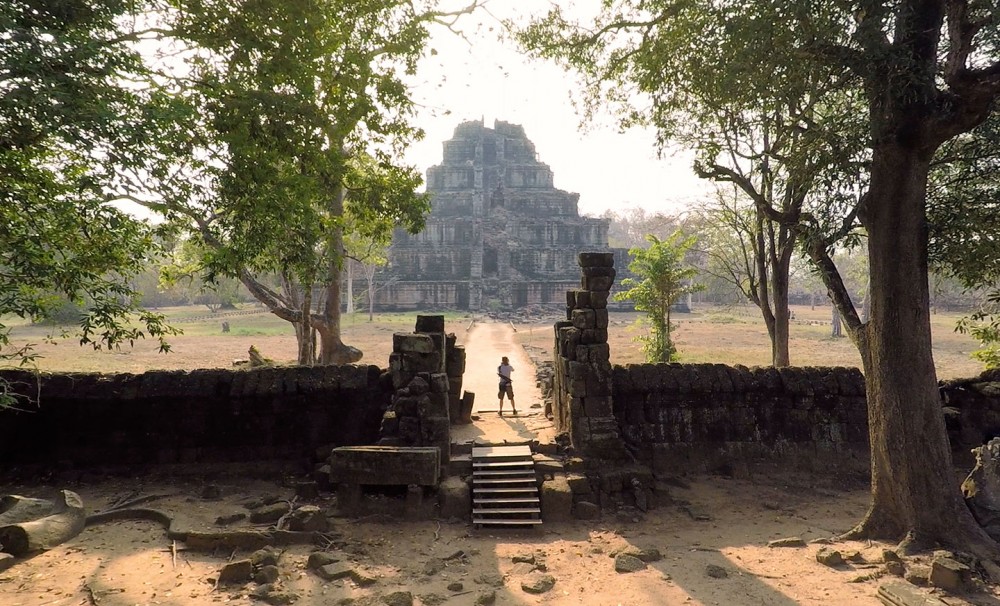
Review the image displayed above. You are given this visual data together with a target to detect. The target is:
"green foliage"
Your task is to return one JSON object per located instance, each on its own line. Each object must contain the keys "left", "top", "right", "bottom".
{"left": 957, "top": 290, "right": 1000, "bottom": 369}
{"left": 614, "top": 232, "right": 702, "bottom": 362}
{"left": 0, "top": 0, "right": 180, "bottom": 407}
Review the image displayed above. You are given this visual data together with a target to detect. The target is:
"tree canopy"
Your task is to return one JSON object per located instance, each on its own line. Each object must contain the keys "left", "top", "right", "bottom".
{"left": 1, "top": 0, "right": 178, "bottom": 406}
{"left": 519, "top": 0, "right": 1000, "bottom": 558}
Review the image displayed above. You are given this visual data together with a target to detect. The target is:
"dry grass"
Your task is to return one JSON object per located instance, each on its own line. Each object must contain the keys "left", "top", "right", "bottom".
{"left": 516, "top": 303, "right": 986, "bottom": 380}
{"left": 3, "top": 303, "right": 987, "bottom": 379}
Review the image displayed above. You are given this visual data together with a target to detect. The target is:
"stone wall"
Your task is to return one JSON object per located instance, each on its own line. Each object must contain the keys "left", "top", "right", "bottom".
{"left": 610, "top": 363, "right": 870, "bottom": 474}
{"left": 940, "top": 370, "right": 1000, "bottom": 451}
{"left": 552, "top": 252, "right": 628, "bottom": 460}
{"left": 0, "top": 365, "right": 390, "bottom": 467}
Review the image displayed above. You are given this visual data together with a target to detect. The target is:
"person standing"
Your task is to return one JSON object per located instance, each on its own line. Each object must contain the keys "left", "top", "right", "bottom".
{"left": 497, "top": 356, "right": 516, "bottom": 416}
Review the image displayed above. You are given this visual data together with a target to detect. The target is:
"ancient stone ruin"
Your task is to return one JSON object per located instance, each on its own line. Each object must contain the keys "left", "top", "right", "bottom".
{"left": 377, "top": 119, "right": 625, "bottom": 311}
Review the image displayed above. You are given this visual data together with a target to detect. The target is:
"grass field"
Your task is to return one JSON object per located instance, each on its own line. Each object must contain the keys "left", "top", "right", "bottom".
{"left": 2, "top": 303, "right": 988, "bottom": 379}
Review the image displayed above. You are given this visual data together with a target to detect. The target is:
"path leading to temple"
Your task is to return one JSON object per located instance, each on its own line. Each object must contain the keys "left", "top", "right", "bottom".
{"left": 450, "top": 319, "right": 556, "bottom": 447}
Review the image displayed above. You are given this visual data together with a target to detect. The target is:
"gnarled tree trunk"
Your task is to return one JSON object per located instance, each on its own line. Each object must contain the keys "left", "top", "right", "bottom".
{"left": 846, "top": 143, "right": 992, "bottom": 550}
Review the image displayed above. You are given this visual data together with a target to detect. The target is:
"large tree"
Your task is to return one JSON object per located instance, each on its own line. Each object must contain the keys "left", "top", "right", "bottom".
{"left": 521, "top": 3, "right": 866, "bottom": 368}
{"left": 115, "top": 0, "right": 476, "bottom": 364}
{"left": 521, "top": 1, "right": 1000, "bottom": 557}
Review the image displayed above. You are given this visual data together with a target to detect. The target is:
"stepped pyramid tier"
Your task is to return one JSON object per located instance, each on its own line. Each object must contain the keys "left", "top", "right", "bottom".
{"left": 377, "top": 119, "right": 623, "bottom": 311}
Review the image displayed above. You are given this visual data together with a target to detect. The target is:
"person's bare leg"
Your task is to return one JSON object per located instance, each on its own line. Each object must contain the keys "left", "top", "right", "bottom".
{"left": 511, "top": 398, "right": 516, "bottom": 415}
{"left": 498, "top": 397, "right": 503, "bottom": 415}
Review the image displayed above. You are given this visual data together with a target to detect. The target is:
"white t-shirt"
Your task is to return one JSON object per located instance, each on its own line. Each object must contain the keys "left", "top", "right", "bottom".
{"left": 498, "top": 363, "right": 514, "bottom": 382}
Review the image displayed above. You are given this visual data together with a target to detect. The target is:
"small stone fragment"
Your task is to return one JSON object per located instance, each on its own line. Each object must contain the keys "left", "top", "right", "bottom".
{"left": 315, "top": 563, "right": 352, "bottom": 581}
{"left": 815, "top": 548, "right": 844, "bottom": 567}
{"left": 251, "top": 547, "right": 281, "bottom": 568}
{"left": 809, "top": 537, "right": 833, "bottom": 545}
{"left": 885, "top": 560, "right": 905, "bottom": 577}
{"left": 882, "top": 549, "right": 902, "bottom": 563}
{"left": 381, "top": 591, "right": 413, "bottom": 606}
{"left": 288, "top": 505, "right": 329, "bottom": 532}
{"left": 307, "top": 552, "right": 339, "bottom": 569}
{"left": 252, "top": 584, "right": 300, "bottom": 605}
{"left": 443, "top": 550, "right": 464, "bottom": 560}
{"left": 250, "top": 502, "right": 289, "bottom": 524}
{"left": 423, "top": 558, "right": 446, "bottom": 576}
{"left": 904, "top": 565, "right": 931, "bottom": 586}
{"left": 350, "top": 569, "right": 377, "bottom": 587}
{"left": 767, "top": 537, "right": 806, "bottom": 548}
{"left": 475, "top": 573, "right": 504, "bottom": 588}
{"left": 614, "top": 554, "right": 647, "bottom": 573}
{"left": 475, "top": 590, "right": 496, "bottom": 606}
{"left": 929, "top": 556, "right": 971, "bottom": 592}
{"left": 705, "top": 564, "right": 729, "bottom": 579}
{"left": 0, "top": 554, "right": 15, "bottom": 572}
{"left": 218, "top": 559, "right": 254, "bottom": 584}
{"left": 255, "top": 565, "right": 280, "bottom": 585}
{"left": 215, "top": 513, "right": 247, "bottom": 526}
{"left": 512, "top": 553, "right": 536, "bottom": 564}
{"left": 446, "top": 582, "right": 464, "bottom": 592}
{"left": 845, "top": 551, "right": 865, "bottom": 563}
{"left": 521, "top": 573, "right": 555, "bottom": 594}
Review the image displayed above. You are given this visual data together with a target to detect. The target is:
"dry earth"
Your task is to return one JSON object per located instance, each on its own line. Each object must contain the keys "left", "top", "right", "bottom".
{"left": 1, "top": 310, "right": 997, "bottom": 605}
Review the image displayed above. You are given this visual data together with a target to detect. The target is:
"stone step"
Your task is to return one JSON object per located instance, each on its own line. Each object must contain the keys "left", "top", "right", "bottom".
{"left": 475, "top": 487, "right": 539, "bottom": 494}
{"left": 471, "top": 518, "right": 543, "bottom": 526}
{"left": 472, "top": 476, "right": 537, "bottom": 484}
{"left": 472, "top": 469, "right": 535, "bottom": 477}
{"left": 472, "top": 507, "right": 541, "bottom": 515}
{"left": 474, "top": 497, "right": 540, "bottom": 505}
{"left": 473, "top": 460, "right": 534, "bottom": 468}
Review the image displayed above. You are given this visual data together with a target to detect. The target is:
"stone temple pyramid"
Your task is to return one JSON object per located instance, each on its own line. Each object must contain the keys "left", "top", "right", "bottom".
{"left": 377, "top": 119, "right": 624, "bottom": 311}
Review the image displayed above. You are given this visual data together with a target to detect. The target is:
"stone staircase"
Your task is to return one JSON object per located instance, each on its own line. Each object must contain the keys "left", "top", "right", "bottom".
{"left": 471, "top": 444, "right": 542, "bottom": 528}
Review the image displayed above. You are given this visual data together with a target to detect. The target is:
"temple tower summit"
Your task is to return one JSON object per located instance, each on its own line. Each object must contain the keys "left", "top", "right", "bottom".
{"left": 378, "top": 119, "right": 614, "bottom": 311}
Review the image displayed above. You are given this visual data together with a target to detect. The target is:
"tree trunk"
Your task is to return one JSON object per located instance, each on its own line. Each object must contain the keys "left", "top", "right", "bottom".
{"left": 847, "top": 143, "right": 991, "bottom": 551}
{"left": 346, "top": 259, "right": 355, "bottom": 314}
{"left": 317, "top": 186, "right": 361, "bottom": 365}
{"left": 366, "top": 264, "right": 376, "bottom": 323}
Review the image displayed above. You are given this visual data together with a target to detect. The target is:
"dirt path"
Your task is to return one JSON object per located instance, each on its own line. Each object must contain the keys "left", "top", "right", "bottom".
{"left": 451, "top": 320, "right": 556, "bottom": 447}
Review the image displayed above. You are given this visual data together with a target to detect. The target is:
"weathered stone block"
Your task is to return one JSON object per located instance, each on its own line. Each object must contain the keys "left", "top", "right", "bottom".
{"left": 541, "top": 475, "right": 573, "bottom": 522}
{"left": 581, "top": 276, "right": 614, "bottom": 291}
{"left": 429, "top": 373, "right": 450, "bottom": 394}
{"left": 415, "top": 315, "right": 445, "bottom": 333}
{"left": 394, "top": 333, "right": 436, "bottom": 354}
{"left": 589, "top": 291, "right": 610, "bottom": 309}
{"left": 581, "top": 266, "right": 616, "bottom": 278}
{"left": 571, "top": 309, "right": 596, "bottom": 329}
{"left": 580, "top": 328, "right": 608, "bottom": 344}
{"left": 420, "top": 393, "right": 449, "bottom": 418}
{"left": 584, "top": 396, "right": 613, "bottom": 417}
{"left": 329, "top": 446, "right": 440, "bottom": 486}
{"left": 577, "top": 252, "right": 614, "bottom": 267}
{"left": 401, "top": 352, "right": 443, "bottom": 373}
{"left": 594, "top": 308, "right": 609, "bottom": 329}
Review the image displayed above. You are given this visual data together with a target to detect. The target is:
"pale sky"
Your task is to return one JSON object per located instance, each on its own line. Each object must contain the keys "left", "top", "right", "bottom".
{"left": 403, "top": 1, "right": 711, "bottom": 217}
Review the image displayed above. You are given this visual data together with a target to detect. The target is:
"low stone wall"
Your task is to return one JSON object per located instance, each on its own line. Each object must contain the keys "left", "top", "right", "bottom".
{"left": 610, "top": 363, "right": 870, "bottom": 474}
{"left": 940, "top": 369, "right": 1000, "bottom": 451}
{"left": 0, "top": 365, "right": 390, "bottom": 467}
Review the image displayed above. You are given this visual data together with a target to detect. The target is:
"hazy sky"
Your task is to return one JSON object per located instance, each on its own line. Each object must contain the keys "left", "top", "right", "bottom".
{"left": 402, "top": 1, "right": 711, "bottom": 217}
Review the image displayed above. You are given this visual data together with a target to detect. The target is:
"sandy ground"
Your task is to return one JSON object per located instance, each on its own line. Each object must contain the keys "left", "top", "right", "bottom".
{"left": 1, "top": 320, "right": 995, "bottom": 605}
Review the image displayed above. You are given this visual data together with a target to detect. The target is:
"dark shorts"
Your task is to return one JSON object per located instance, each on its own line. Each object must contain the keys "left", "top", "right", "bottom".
{"left": 498, "top": 381, "right": 513, "bottom": 399}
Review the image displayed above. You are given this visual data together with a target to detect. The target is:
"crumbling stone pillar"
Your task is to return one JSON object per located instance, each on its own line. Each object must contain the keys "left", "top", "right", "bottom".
{"left": 553, "top": 252, "right": 627, "bottom": 460}
{"left": 378, "top": 315, "right": 455, "bottom": 473}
